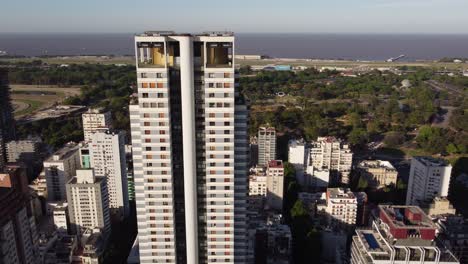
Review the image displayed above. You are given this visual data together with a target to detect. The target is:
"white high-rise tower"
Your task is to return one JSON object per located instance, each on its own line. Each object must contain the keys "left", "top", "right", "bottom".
{"left": 130, "top": 31, "right": 248, "bottom": 264}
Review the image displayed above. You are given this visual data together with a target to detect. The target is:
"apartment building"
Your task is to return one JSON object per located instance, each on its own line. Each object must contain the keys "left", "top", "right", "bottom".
{"left": 309, "top": 137, "right": 353, "bottom": 185}
{"left": 258, "top": 127, "right": 276, "bottom": 166}
{"left": 44, "top": 142, "right": 80, "bottom": 201}
{"left": 288, "top": 139, "right": 306, "bottom": 183}
{"left": 406, "top": 156, "right": 452, "bottom": 206}
{"left": 248, "top": 167, "right": 267, "bottom": 196}
{"left": 351, "top": 205, "right": 459, "bottom": 264}
{"left": 290, "top": 137, "right": 353, "bottom": 187}
{"left": 266, "top": 160, "right": 284, "bottom": 211}
{"left": 82, "top": 108, "right": 112, "bottom": 142}
{"left": 66, "top": 169, "right": 110, "bottom": 236}
{"left": 130, "top": 31, "right": 248, "bottom": 264}
{"left": 357, "top": 160, "right": 398, "bottom": 189}
{"left": 0, "top": 165, "right": 38, "bottom": 264}
{"left": 325, "top": 188, "right": 358, "bottom": 228}
{"left": 88, "top": 129, "right": 129, "bottom": 218}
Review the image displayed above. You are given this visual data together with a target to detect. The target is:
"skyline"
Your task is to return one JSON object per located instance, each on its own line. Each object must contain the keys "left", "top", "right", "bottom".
{"left": 1, "top": 0, "right": 468, "bottom": 34}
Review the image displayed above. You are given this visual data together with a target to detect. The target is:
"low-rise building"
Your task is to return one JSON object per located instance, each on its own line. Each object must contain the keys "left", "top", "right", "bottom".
{"left": 254, "top": 220, "right": 292, "bottom": 264}
{"left": 357, "top": 160, "right": 398, "bottom": 189}
{"left": 351, "top": 205, "right": 459, "bottom": 264}
{"left": 437, "top": 215, "right": 468, "bottom": 264}
{"left": 248, "top": 167, "right": 267, "bottom": 196}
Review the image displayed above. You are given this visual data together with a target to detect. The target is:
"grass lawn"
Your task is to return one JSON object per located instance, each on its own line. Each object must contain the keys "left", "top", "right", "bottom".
{"left": 14, "top": 99, "right": 45, "bottom": 116}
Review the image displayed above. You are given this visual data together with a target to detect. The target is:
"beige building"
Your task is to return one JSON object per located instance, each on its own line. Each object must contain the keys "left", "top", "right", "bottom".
{"left": 258, "top": 127, "right": 276, "bottom": 166}
{"left": 325, "top": 188, "right": 358, "bottom": 227}
{"left": 357, "top": 160, "right": 398, "bottom": 189}
{"left": 424, "top": 197, "right": 456, "bottom": 217}
{"left": 266, "top": 160, "right": 284, "bottom": 211}
{"left": 82, "top": 108, "right": 112, "bottom": 142}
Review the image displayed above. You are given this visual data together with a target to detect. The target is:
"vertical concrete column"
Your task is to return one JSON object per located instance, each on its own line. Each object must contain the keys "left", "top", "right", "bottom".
{"left": 179, "top": 36, "right": 199, "bottom": 264}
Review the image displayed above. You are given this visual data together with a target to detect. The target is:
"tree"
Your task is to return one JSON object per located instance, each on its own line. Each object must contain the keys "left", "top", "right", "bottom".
{"left": 291, "top": 200, "right": 309, "bottom": 219}
{"left": 348, "top": 127, "right": 368, "bottom": 146}
{"left": 384, "top": 132, "right": 405, "bottom": 147}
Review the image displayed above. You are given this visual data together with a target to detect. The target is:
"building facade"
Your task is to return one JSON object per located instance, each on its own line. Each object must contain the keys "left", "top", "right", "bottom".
{"left": 88, "top": 129, "right": 129, "bottom": 218}
{"left": 257, "top": 127, "right": 276, "bottom": 166}
{"left": 406, "top": 157, "right": 452, "bottom": 206}
{"left": 266, "top": 160, "right": 284, "bottom": 211}
{"left": 357, "top": 160, "right": 398, "bottom": 189}
{"left": 325, "top": 188, "right": 358, "bottom": 228}
{"left": 309, "top": 137, "right": 352, "bottom": 185}
{"left": 44, "top": 142, "right": 80, "bottom": 201}
{"left": 288, "top": 139, "right": 306, "bottom": 184}
{"left": 82, "top": 108, "right": 112, "bottom": 142}
{"left": 0, "top": 166, "right": 38, "bottom": 264}
{"left": 0, "top": 68, "right": 16, "bottom": 171}
{"left": 130, "top": 31, "right": 248, "bottom": 264}
{"left": 65, "top": 169, "right": 110, "bottom": 235}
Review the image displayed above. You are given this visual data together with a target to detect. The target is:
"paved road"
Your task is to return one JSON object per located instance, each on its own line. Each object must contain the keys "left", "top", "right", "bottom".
{"left": 425, "top": 80, "right": 466, "bottom": 97}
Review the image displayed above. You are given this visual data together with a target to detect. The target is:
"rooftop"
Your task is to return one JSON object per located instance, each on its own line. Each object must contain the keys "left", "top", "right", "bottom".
{"left": 358, "top": 160, "right": 396, "bottom": 170}
{"left": 327, "top": 188, "right": 356, "bottom": 200}
{"left": 379, "top": 205, "right": 436, "bottom": 230}
{"left": 414, "top": 156, "right": 450, "bottom": 167}
{"left": 268, "top": 160, "right": 284, "bottom": 169}
{"left": 46, "top": 142, "right": 78, "bottom": 162}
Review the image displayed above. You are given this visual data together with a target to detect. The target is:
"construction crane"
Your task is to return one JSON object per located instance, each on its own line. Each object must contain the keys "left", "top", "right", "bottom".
{"left": 387, "top": 54, "right": 405, "bottom": 62}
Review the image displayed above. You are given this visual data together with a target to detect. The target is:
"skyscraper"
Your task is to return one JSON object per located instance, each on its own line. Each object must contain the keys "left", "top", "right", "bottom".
{"left": 0, "top": 68, "right": 16, "bottom": 171}
{"left": 130, "top": 31, "right": 248, "bottom": 264}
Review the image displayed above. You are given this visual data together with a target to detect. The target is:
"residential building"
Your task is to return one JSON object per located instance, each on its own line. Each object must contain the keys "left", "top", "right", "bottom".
{"left": 309, "top": 137, "right": 353, "bottom": 185}
{"left": 258, "top": 127, "right": 276, "bottom": 166}
{"left": 50, "top": 202, "right": 69, "bottom": 234}
{"left": 325, "top": 188, "right": 358, "bottom": 228}
{"left": 406, "top": 157, "right": 452, "bottom": 206}
{"left": 65, "top": 169, "right": 110, "bottom": 235}
{"left": 44, "top": 142, "right": 80, "bottom": 201}
{"left": 130, "top": 31, "right": 248, "bottom": 264}
{"left": 82, "top": 108, "right": 112, "bottom": 142}
{"left": 6, "top": 139, "right": 42, "bottom": 179}
{"left": 125, "top": 144, "right": 135, "bottom": 201}
{"left": 88, "top": 129, "right": 129, "bottom": 218}
{"left": 304, "top": 164, "right": 330, "bottom": 189}
{"left": 352, "top": 205, "right": 460, "bottom": 264}
{"left": 357, "top": 160, "right": 398, "bottom": 189}
{"left": 248, "top": 167, "right": 267, "bottom": 196}
{"left": 266, "top": 160, "right": 284, "bottom": 211}
{"left": 288, "top": 139, "right": 306, "bottom": 183}
{"left": 30, "top": 172, "right": 48, "bottom": 198}
{"left": 0, "top": 165, "right": 38, "bottom": 264}
{"left": 0, "top": 68, "right": 16, "bottom": 171}
{"left": 78, "top": 229, "right": 107, "bottom": 264}
{"left": 437, "top": 215, "right": 468, "bottom": 264}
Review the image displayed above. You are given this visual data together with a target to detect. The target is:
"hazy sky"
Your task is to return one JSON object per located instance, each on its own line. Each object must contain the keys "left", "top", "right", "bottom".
{"left": 1, "top": 0, "right": 468, "bottom": 34}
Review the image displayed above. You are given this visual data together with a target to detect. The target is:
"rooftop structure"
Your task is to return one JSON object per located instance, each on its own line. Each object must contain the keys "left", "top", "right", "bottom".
{"left": 357, "top": 160, "right": 398, "bottom": 189}
{"left": 351, "top": 205, "right": 459, "bottom": 264}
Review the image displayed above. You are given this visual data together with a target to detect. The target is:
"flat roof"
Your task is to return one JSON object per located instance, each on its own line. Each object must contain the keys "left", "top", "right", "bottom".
{"left": 414, "top": 156, "right": 449, "bottom": 167}
{"left": 379, "top": 205, "right": 436, "bottom": 229}
{"left": 137, "top": 31, "right": 234, "bottom": 37}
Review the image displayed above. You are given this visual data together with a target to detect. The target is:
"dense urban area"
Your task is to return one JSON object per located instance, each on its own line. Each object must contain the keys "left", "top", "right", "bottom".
{"left": 1, "top": 42, "right": 468, "bottom": 264}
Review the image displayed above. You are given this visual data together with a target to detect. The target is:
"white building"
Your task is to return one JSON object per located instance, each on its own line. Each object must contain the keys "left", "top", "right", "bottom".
{"left": 65, "top": 169, "right": 110, "bottom": 236}
{"left": 258, "top": 127, "right": 276, "bottom": 166}
{"left": 44, "top": 142, "right": 80, "bottom": 201}
{"left": 50, "top": 202, "right": 68, "bottom": 234}
{"left": 288, "top": 139, "right": 306, "bottom": 182}
{"left": 304, "top": 165, "right": 330, "bottom": 189}
{"left": 357, "top": 160, "right": 398, "bottom": 189}
{"left": 266, "top": 160, "right": 285, "bottom": 211}
{"left": 130, "top": 31, "right": 248, "bottom": 264}
{"left": 325, "top": 188, "right": 358, "bottom": 227}
{"left": 406, "top": 156, "right": 452, "bottom": 206}
{"left": 309, "top": 137, "right": 353, "bottom": 185}
{"left": 82, "top": 108, "right": 112, "bottom": 142}
{"left": 249, "top": 167, "right": 267, "bottom": 196}
{"left": 88, "top": 129, "right": 129, "bottom": 218}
